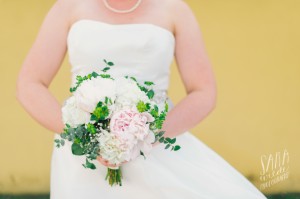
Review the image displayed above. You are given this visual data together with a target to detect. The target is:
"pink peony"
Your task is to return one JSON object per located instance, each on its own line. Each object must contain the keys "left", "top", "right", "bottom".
{"left": 110, "top": 107, "right": 154, "bottom": 143}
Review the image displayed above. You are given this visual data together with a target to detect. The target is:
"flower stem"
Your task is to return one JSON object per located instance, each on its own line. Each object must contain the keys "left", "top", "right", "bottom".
{"left": 106, "top": 167, "right": 122, "bottom": 186}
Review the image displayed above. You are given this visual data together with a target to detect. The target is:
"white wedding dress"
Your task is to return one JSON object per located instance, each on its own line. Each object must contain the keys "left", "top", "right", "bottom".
{"left": 50, "top": 19, "right": 267, "bottom": 199}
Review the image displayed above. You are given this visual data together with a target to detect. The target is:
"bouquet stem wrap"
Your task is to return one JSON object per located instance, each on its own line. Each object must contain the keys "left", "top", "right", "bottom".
{"left": 106, "top": 167, "right": 122, "bottom": 186}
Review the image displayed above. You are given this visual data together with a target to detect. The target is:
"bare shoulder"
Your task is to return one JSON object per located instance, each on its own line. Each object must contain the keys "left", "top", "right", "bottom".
{"left": 164, "top": 0, "right": 198, "bottom": 32}
{"left": 165, "top": 0, "right": 194, "bottom": 16}
{"left": 51, "top": 0, "right": 84, "bottom": 25}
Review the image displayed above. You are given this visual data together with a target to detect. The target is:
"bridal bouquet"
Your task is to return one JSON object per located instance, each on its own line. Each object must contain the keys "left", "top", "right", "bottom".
{"left": 54, "top": 59, "right": 181, "bottom": 186}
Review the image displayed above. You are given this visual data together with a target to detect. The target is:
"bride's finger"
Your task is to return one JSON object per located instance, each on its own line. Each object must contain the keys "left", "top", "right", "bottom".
{"left": 97, "top": 156, "right": 127, "bottom": 167}
{"left": 97, "top": 156, "right": 110, "bottom": 166}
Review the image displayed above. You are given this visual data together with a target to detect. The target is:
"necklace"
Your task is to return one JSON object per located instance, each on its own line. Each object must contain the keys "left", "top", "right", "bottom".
{"left": 103, "top": 0, "right": 142, "bottom": 14}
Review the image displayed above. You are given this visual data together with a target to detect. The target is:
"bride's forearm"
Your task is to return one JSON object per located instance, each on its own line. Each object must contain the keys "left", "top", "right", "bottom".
{"left": 16, "top": 82, "right": 65, "bottom": 134}
{"left": 162, "top": 90, "right": 216, "bottom": 138}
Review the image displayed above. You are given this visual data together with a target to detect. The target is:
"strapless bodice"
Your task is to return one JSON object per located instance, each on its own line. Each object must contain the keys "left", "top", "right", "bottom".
{"left": 67, "top": 19, "right": 175, "bottom": 92}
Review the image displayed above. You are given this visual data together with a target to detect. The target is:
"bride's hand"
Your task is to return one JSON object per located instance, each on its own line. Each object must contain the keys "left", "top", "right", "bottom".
{"left": 97, "top": 156, "right": 128, "bottom": 168}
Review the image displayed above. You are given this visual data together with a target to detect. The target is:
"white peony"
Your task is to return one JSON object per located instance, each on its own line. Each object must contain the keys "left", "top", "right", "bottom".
{"left": 61, "top": 96, "right": 91, "bottom": 128}
{"left": 129, "top": 131, "right": 155, "bottom": 160}
{"left": 74, "top": 78, "right": 117, "bottom": 113}
{"left": 115, "top": 77, "right": 150, "bottom": 110}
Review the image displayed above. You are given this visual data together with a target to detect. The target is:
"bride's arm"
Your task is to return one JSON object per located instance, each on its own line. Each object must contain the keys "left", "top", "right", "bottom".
{"left": 16, "top": 0, "right": 73, "bottom": 133}
{"left": 162, "top": 1, "right": 217, "bottom": 138}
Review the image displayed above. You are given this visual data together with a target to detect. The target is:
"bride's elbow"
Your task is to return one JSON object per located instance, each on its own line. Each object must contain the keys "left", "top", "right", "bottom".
{"left": 207, "top": 91, "right": 217, "bottom": 114}
{"left": 15, "top": 72, "right": 34, "bottom": 104}
{"left": 201, "top": 86, "right": 217, "bottom": 115}
{"left": 15, "top": 75, "right": 27, "bottom": 104}
{"left": 210, "top": 88, "right": 217, "bottom": 111}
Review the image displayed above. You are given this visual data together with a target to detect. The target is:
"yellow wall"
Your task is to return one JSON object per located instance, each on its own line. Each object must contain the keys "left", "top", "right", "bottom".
{"left": 0, "top": 0, "right": 299, "bottom": 194}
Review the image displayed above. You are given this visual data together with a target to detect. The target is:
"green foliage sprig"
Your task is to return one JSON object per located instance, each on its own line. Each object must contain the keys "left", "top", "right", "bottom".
{"left": 155, "top": 131, "right": 181, "bottom": 151}
{"left": 69, "top": 59, "right": 115, "bottom": 93}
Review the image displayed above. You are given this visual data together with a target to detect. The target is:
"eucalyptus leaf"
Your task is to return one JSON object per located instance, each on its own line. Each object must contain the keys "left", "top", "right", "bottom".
{"left": 157, "top": 131, "right": 165, "bottom": 137}
{"left": 71, "top": 143, "right": 85, "bottom": 156}
{"left": 159, "top": 137, "right": 165, "bottom": 143}
{"left": 84, "top": 159, "right": 96, "bottom": 170}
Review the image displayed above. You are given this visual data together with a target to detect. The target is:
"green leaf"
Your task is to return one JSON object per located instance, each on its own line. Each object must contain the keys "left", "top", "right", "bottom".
{"left": 144, "top": 81, "right": 154, "bottom": 86}
{"left": 96, "top": 101, "right": 103, "bottom": 107}
{"left": 174, "top": 145, "right": 181, "bottom": 151}
{"left": 102, "top": 67, "right": 110, "bottom": 72}
{"left": 146, "top": 103, "right": 151, "bottom": 110}
{"left": 164, "top": 102, "right": 169, "bottom": 112}
{"left": 130, "top": 77, "right": 137, "bottom": 82}
{"left": 136, "top": 101, "right": 148, "bottom": 112}
{"left": 140, "top": 151, "right": 146, "bottom": 159}
{"left": 60, "top": 133, "right": 67, "bottom": 139}
{"left": 165, "top": 144, "right": 171, "bottom": 149}
{"left": 84, "top": 159, "right": 96, "bottom": 170}
{"left": 165, "top": 137, "right": 172, "bottom": 143}
{"left": 158, "top": 131, "right": 165, "bottom": 137}
{"left": 90, "top": 114, "right": 97, "bottom": 121}
{"left": 91, "top": 72, "right": 99, "bottom": 77}
{"left": 87, "top": 123, "right": 97, "bottom": 134}
{"left": 75, "top": 129, "right": 83, "bottom": 138}
{"left": 139, "top": 86, "right": 148, "bottom": 93}
{"left": 76, "top": 75, "right": 83, "bottom": 81}
{"left": 99, "top": 74, "right": 109, "bottom": 78}
{"left": 154, "top": 105, "right": 159, "bottom": 112}
{"left": 93, "top": 106, "right": 109, "bottom": 120}
{"left": 169, "top": 138, "right": 176, "bottom": 144}
{"left": 67, "top": 128, "right": 75, "bottom": 136}
{"left": 107, "top": 62, "right": 114, "bottom": 66}
{"left": 71, "top": 143, "right": 85, "bottom": 155}
{"left": 147, "top": 90, "right": 155, "bottom": 99}
{"left": 150, "top": 109, "right": 158, "bottom": 117}
{"left": 159, "top": 137, "right": 165, "bottom": 143}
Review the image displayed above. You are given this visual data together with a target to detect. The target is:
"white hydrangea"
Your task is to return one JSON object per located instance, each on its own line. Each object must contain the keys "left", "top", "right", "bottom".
{"left": 97, "top": 130, "right": 155, "bottom": 164}
{"left": 114, "top": 77, "right": 150, "bottom": 110}
{"left": 74, "top": 78, "right": 117, "bottom": 113}
{"left": 97, "top": 130, "right": 132, "bottom": 165}
{"left": 61, "top": 96, "right": 91, "bottom": 128}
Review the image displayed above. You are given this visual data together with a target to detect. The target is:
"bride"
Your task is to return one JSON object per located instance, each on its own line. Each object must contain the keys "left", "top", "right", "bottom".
{"left": 16, "top": 0, "right": 268, "bottom": 198}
